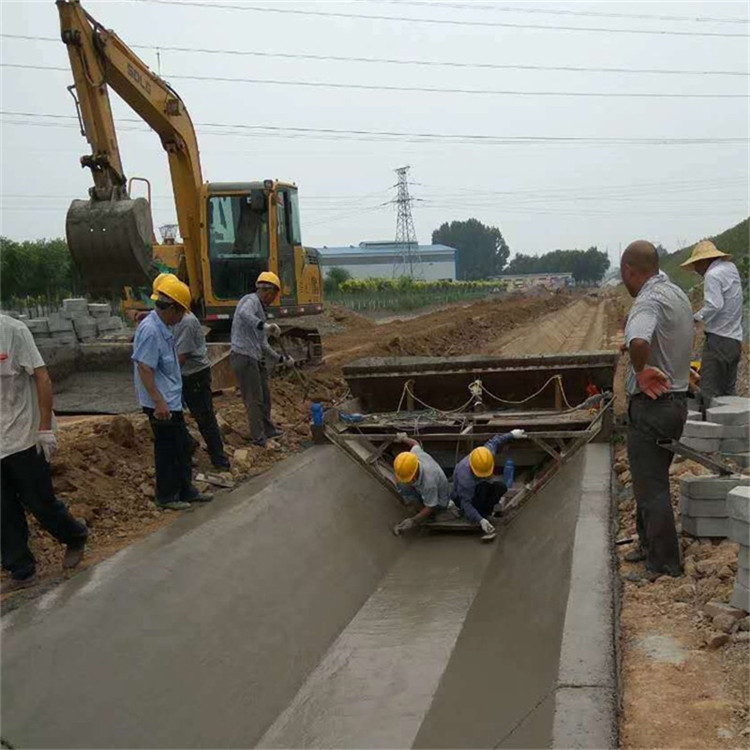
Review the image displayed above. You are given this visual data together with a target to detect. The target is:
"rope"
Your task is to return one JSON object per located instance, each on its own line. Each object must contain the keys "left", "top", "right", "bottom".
{"left": 476, "top": 374, "right": 573, "bottom": 408}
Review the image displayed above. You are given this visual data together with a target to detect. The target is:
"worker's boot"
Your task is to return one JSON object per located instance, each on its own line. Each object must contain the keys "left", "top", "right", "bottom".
{"left": 2, "top": 571, "right": 37, "bottom": 593}
{"left": 623, "top": 545, "right": 646, "bottom": 563}
{"left": 63, "top": 539, "right": 86, "bottom": 570}
{"left": 182, "top": 487, "right": 214, "bottom": 504}
{"left": 156, "top": 499, "right": 192, "bottom": 511}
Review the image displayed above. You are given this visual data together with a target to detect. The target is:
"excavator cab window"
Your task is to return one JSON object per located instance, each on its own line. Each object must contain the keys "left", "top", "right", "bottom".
{"left": 207, "top": 193, "right": 269, "bottom": 299}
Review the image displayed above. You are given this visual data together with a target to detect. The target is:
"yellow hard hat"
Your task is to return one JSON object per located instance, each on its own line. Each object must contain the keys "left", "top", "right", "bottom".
{"left": 469, "top": 446, "right": 495, "bottom": 478}
{"left": 394, "top": 451, "right": 419, "bottom": 484}
{"left": 157, "top": 275, "right": 191, "bottom": 311}
{"left": 691, "top": 359, "right": 701, "bottom": 372}
{"left": 680, "top": 240, "right": 730, "bottom": 268}
{"left": 257, "top": 271, "right": 281, "bottom": 290}
{"left": 150, "top": 272, "right": 178, "bottom": 301}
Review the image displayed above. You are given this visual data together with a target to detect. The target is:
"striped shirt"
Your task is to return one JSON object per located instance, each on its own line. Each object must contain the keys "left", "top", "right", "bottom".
{"left": 624, "top": 274, "right": 693, "bottom": 396}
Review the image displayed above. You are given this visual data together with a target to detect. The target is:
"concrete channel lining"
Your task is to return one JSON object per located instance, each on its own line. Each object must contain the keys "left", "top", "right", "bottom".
{"left": 1, "top": 444, "right": 616, "bottom": 749}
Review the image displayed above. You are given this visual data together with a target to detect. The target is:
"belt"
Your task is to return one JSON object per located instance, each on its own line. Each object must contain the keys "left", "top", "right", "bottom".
{"left": 630, "top": 391, "right": 688, "bottom": 401}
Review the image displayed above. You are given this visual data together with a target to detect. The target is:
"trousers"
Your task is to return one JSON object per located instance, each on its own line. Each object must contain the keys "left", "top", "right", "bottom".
{"left": 627, "top": 394, "right": 687, "bottom": 575}
{"left": 182, "top": 367, "right": 226, "bottom": 463}
{"left": 1, "top": 446, "right": 88, "bottom": 579}
{"left": 143, "top": 408, "right": 196, "bottom": 503}
{"left": 473, "top": 480, "right": 508, "bottom": 518}
{"left": 699, "top": 332, "right": 742, "bottom": 412}
{"left": 230, "top": 352, "right": 277, "bottom": 445}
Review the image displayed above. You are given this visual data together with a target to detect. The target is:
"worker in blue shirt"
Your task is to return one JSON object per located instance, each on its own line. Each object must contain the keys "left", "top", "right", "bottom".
{"left": 452, "top": 430, "right": 525, "bottom": 540}
{"left": 132, "top": 276, "right": 213, "bottom": 511}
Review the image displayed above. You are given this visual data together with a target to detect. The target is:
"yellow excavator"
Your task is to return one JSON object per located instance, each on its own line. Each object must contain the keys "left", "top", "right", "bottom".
{"left": 57, "top": 0, "right": 323, "bottom": 362}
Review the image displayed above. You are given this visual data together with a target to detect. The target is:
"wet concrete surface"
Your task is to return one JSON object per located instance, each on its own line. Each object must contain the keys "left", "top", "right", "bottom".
{"left": 53, "top": 370, "right": 138, "bottom": 414}
{"left": 1, "top": 445, "right": 613, "bottom": 749}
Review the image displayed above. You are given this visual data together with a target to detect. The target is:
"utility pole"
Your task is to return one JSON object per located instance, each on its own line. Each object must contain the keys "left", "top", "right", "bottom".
{"left": 393, "top": 165, "right": 421, "bottom": 279}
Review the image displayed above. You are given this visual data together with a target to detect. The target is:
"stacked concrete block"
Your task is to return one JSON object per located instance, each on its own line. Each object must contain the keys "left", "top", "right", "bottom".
{"left": 708, "top": 400, "right": 750, "bottom": 468}
{"left": 46, "top": 314, "right": 77, "bottom": 345}
{"left": 87, "top": 303, "right": 111, "bottom": 319}
{"left": 96, "top": 316, "right": 125, "bottom": 335}
{"left": 679, "top": 473, "right": 750, "bottom": 538}
{"left": 25, "top": 318, "right": 50, "bottom": 338}
{"left": 72, "top": 316, "right": 98, "bottom": 342}
{"left": 728, "top": 486, "right": 750, "bottom": 612}
{"left": 687, "top": 409, "right": 702, "bottom": 422}
{"left": 680, "top": 419, "right": 723, "bottom": 453}
{"left": 61, "top": 298, "right": 89, "bottom": 319}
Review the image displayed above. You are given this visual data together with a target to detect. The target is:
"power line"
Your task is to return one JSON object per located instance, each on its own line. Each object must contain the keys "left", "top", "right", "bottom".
{"left": 4, "top": 63, "right": 747, "bottom": 99}
{"left": 4, "top": 33, "right": 746, "bottom": 77}
{"left": 2, "top": 111, "right": 747, "bottom": 147}
{"left": 138, "top": 0, "right": 750, "bottom": 38}
{"left": 371, "top": 0, "right": 750, "bottom": 25}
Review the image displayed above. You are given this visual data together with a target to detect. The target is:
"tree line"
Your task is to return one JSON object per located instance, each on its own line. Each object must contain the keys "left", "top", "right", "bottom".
{"left": 504, "top": 246, "right": 610, "bottom": 283}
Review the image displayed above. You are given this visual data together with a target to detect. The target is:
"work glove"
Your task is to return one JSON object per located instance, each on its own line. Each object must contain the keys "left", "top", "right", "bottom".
{"left": 263, "top": 322, "right": 281, "bottom": 338}
{"left": 510, "top": 429, "right": 526, "bottom": 439}
{"left": 636, "top": 366, "right": 671, "bottom": 400}
{"left": 393, "top": 517, "right": 416, "bottom": 536}
{"left": 36, "top": 430, "right": 58, "bottom": 463}
{"left": 480, "top": 518, "right": 495, "bottom": 536}
{"left": 396, "top": 432, "right": 409, "bottom": 442}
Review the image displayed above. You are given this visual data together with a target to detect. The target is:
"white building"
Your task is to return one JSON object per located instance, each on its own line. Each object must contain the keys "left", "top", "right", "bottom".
{"left": 316, "top": 241, "right": 457, "bottom": 281}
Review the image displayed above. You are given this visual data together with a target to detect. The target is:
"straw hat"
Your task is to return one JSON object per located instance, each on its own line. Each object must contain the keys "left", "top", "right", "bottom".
{"left": 680, "top": 240, "right": 730, "bottom": 267}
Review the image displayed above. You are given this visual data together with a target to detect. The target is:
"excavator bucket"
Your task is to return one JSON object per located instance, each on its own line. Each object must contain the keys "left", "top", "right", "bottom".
{"left": 65, "top": 197, "right": 154, "bottom": 297}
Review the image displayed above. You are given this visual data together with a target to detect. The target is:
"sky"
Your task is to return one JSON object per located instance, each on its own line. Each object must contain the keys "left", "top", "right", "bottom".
{"left": 1, "top": 0, "right": 748, "bottom": 269}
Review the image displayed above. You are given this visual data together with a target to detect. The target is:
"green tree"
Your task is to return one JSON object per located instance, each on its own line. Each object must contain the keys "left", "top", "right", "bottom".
{"left": 431, "top": 218, "right": 510, "bottom": 280}
{"left": 0, "top": 237, "right": 75, "bottom": 301}
{"left": 324, "top": 266, "right": 352, "bottom": 294}
{"left": 505, "top": 246, "right": 609, "bottom": 283}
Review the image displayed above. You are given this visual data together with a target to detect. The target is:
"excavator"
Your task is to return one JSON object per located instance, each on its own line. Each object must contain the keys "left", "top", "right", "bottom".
{"left": 56, "top": 0, "right": 323, "bottom": 363}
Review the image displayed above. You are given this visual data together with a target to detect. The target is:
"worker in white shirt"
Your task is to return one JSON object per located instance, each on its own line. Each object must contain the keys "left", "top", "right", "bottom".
{"left": 681, "top": 240, "right": 744, "bottom": 413}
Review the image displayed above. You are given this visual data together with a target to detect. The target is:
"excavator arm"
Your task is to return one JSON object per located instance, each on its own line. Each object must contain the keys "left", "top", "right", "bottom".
{"left": 57, "top": 0, "right": 204, "bottom": 301}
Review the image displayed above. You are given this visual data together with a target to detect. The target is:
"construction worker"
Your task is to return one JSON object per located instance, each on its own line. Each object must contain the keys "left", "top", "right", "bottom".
{"left": 156, "top": 279, "right": 231, "bottom": 470}
{"left": 452, "top": 430, "right": 526, "bottom": 540}
{"left": 621, "top": 240, "right": 693, "bottom": 580}
{"left": 392, "top": 433, "right": 452, "bottom": 535}
{"left": 132, "top": 276, "right": 213, "bottom": 510}
{"left": 680, "top": 240, "right": 743, "bottom": 413}
{"left": 0, "top": 314, "right": 88, "bottom": 591}
{"left": 230, "top": 271, "right": 293, "bottom": 448}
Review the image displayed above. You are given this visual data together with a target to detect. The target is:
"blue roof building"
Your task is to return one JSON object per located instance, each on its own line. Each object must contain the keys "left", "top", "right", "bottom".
{"left": 316, "top": 241, "right": 457, "bottom": 281}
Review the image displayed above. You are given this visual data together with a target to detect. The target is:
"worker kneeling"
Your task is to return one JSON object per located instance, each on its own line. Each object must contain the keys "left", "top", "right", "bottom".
{"left": 392, "top": 435, "right": 452, "bottom": 535}
{"left": 452, "top": 430, "right": 526, "bottom": 540}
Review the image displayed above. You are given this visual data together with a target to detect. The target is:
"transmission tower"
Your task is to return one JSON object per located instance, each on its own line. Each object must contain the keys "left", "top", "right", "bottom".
{"left": 392, "top": 165, "right": 422, "bottom": 279}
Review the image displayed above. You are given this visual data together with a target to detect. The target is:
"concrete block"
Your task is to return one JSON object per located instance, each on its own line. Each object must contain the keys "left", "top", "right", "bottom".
{"left": 17, "top": 314, "right": 28, "bottom": 322}
{"left": 680, "top": 474, "right": 750, "bottom": 500}
{"left": 681, "top": 515, "right": 727, "bottom": 538}
{"left": 50, "top": 331, "right": 78, "bottom": 346}
{"left": 707, "top": 405, "right": 750, "bottom": 427}
{"left": 722, "top": 437, "right": 750, "bottom": 454}
{"left": 62, "top": 298, "right": 88, "bottom": 315}
{"left": 25, "top": 318, "right": 49, "bottom": 335}
{"left": 739, "top": 544, "right": 749, "bottom": 570}
{"left": 96, "top": 316, "right": 124, "bottom": 333}
{"left": 727, "top": 486, "right": 750, "bottom": 523}
{"left": 739, "top": 566, "right": 749, "bottom": 590}
{"left": 72, "top": 317, "right": 97, "bottom": 335}
{"left": 687, "top": 409, "right": 701, "bottom": 421}
{"left": 729, "top": 517, "right": 750, "bottom": 546}
{"left": 87, "top": 303, "right": 111, "bottom": 318}
{"left": 680, "top": 494, "right": 727, "bottom": 518}
{"left": 721, "top": 425, "right": 750, "bottom": 439}
{"left": 731, "top": 579, "right": 750, "bottom": 613}
{"left": 712, "top": 396, "right": 750, "bottom": 410}
{"left": 681, "top": 436, "right": 721, "bottom": 453}
{"left": 47, "top": 314, "right": 74, "bottom": 334}
{"left": 682, "top": 420, "right": 723, "bottom": 439}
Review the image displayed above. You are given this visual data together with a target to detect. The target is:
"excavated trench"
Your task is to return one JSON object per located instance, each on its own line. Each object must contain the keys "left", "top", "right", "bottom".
{"left": 1, "top": 297, "right": 617, "bottom": 748}
{"left": 1, "top": 441, "right": 615, "bottom": 749}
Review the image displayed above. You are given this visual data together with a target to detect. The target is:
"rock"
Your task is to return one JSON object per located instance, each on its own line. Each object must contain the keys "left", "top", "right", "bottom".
{"left": 233, "top": 449, "right": 251, "bottom": 469}
{"left": 698, "top": 576, "right": 721, "bottom": 597}
{"left": 620, "top": 469, "right": 632, "bottom": 485}
{"left": 695, "top": 559, "right": 718, "bottom": 576}
{"left": 108, "top": 416, "right": 135, "bottom": 448}
{"left": 717, "top": 565, "right": 734, "bottom": 580}
{"left": 138, "top": 482, "right": 155, "bottom": 499}
{"left": 739, "top": 616, "right": 750, "bottom": 631}
{"left": 713, "top": 613, "right": 739, "bottom": 633}
{"left": 705, "top": 632, "right": 730, "bottom": 649}
{"left": 731, "top": 631, "right": 750, "bottom": 643}
{"left": 684, "top": 559, "right": 699, "bottom": 578}
{"left": 216, "top": 414, "right": 234, "bottom": 435}
{"left": 704, "top": 601, "right": 746, "bottom": 620}
{"left": 685, "top": 541, "right": 702, "bottom": 558}
{"left": 674, "top": 583, "right": 695, "bottom": 602}
{"left": 615, "top": 460, "right": 628, "bottom": 475}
